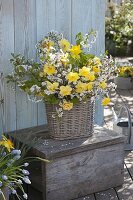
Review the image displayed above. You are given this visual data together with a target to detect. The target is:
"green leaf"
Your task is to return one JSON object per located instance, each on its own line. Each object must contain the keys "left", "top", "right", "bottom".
{"left": 71, "top": 97, "right": 79, "bottom": 105}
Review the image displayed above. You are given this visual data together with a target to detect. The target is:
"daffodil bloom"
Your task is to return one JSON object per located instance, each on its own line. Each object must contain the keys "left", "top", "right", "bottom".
{"left": 61, "top": 101, "right": 73, "bottom": 110}
{"left": 0, "top": 138, "right": 14, "bottom": 152}
{"left": 102, "top": 97, "right": 110, "bottom": 106}
{"left": 70, "top": 45, "right": 82, "bottom": 59}
{"left": 43, "top": 64, "right": 56, "bottom": 75}
{"left": 79, "top": 66, "right": 90, "bottom": 77}
{"left": 41, "top": 39, "right": 54, "bottom": 50}
{"left": 87, "top": 82, "right": 93, "bottom": 90}
{"left": 66, "top": 72, "right": 79, "bottom": 83}
{"left": 87, "top": 59, "right": 93, "bottom": 66}
{"left": 46, "top": 81, "right": 59, "bottom": 92}
{"left": 75, "top": 82, "right": 87, "bottom": 93}
{"left": 60, "top": 85, "right": 72, "bottom": 96}
{"left": 60, "top": 53, "right": 69, "bottom": 65}
{"left": 99, "top": 81, "right": 107, "bottom": 89}
{"left": 93, "top": 57, "right": 101, "bottom": 66}
{"left": 93, "top": 66, "right": 100, "bottom": 73}
{"left": 117, "top": 66, "right": 133, "bottom": 77}
{"left": 59, "top": 39, "right": 70, "bottom": 52}
{"left": 85, "top": 72, "right": 95, "bottom": 81}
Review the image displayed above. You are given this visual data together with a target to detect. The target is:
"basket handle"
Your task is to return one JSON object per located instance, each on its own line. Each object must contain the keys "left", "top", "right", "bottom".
{"left": 117, "top": 105, "right": 132, "bottom": 144}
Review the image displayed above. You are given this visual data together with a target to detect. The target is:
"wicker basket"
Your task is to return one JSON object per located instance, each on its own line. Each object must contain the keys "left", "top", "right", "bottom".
{"left": 45, "top": 99, "right": 95, "bottom": 140}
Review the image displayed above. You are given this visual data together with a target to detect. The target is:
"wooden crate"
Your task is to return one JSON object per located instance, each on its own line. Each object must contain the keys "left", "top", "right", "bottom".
{"left": 9, "top": 125, "right": 125, "bottom": 200}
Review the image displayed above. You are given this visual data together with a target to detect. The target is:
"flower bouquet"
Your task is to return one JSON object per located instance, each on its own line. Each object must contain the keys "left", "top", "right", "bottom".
{"left": 7, "top": 30, "right": 115, "bottom": 140}
{"left": 0, "top": 135, "right": 48, "bottom": 199}
{"left": 0, "top": 135, "right": 31, "bottom": 199}
{"left": 115, "top": 65, "right": 133, "bottom": 89}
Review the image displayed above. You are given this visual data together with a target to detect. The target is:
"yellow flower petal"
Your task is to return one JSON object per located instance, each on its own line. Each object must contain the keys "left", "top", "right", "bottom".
{"left": 61, "top": 101, "right": 73, "bottom": 111}
{"left": 102, "top": 97, "right": 110, "bottom": 106}
{"left": 59, "top": 86, "right": 72, "bottom": 96}
{"left": 93, "top": 57, "right": 101, "bottom": 66}
{"left": 59, "top": 39, "right": 70, "bottom": 52}
{"left": 99, "top": 81, "right": 107, "bottom": 89}
{"left": 75, "top": 82, "right": 87, "bottom": 93}
{"left": 41, "top": 39, "right": 54, "bottom": 50}
{"left": 46, "top": 81, "right": 59, "bottom": 92}
{"left": 60, "top": 53, "right": 69, "bottom": 65}
{"left": 0, "top": 138, "right": 14, "bottom": 152}
{"left": 87, "top": 82, "right": 93, "bottom": 90}
{"left": 43, "top": 64, "right": 56, "bottom": 75}
{"left": 93, "top": 66, "right": 100, "bottom": 73}
{"left": 85, "top": 72, "right": 95, "bottom": 81}
{"left": 70, "top": 45, "right": 82, "bottom": 59}
{"left": 79, "top": 66, "right": 90, "bottom": 77}
{"left": 66, "top": 72, "right": 79, "bottom": 83}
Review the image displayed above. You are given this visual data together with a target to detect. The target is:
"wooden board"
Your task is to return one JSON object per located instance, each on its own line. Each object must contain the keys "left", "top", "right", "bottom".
{"left": 45, "top": 143, "right": 124, "bottom": 200}
{"left": 95, "top": 189, "right": 118, "bottom": 200}
{"left": 0, "top": 0, "right": 16, "bottom": 132}
{"left": 9, "top": 125, "right": 124, "bottom": 159}
{"left": 125, "top": 151, "right": 133, "bottom": 179}
{"left": 77, "top": 194, "right": 95, "bottom": 200}
{"left": 115, "top": 165, "right": 133, "bottom": 200}
{"left": 14, "top": 0, "right": 38, "bottom": 130}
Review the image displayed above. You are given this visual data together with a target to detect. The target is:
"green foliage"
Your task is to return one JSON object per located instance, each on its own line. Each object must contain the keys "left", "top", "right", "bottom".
{"left": 0, "top": 135, "right": 49, "bottom": 200}
{"left": 105, "top": 0, "right": 133, "bottom": 56}
{"left": 75, "top": 32, "right": 83, "bottom": 45}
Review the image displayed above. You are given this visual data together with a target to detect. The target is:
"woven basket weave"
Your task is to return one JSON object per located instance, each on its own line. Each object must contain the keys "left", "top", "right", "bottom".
{"left": 45, "top": 99, "right": 95, "bottom": 140}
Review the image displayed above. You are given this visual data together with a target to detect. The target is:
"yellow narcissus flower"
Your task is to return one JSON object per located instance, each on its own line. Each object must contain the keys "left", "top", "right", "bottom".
{"left": 99, "top": 81, "right": 107, "bottom": 89}
{"left": 87, "top": 82, "right": 93, "bottom": 90}
{"left": 118, "top": 67, "right": 125, "bottom": 76}
{"left": 87, "top": 59, "right": 93, "bottom": 66}
{"left": 102, "top": 97, "right": 110, "bottom": 106}
{"left": 60, "top": 85, "right": 72, "bottom": 96}
{"left": 60, "top": 53, "right": 69, "bottom": 65}
{"left": 0, "top": 138, "right": 14, "bottom": 152}
{"left": 117, "top": 66, "right": 133, "bottom": 77}
{"left": 62, "top": 101, "right": 73, "bottom": 111}
{"left": 93, "top": 57, "right": 101, "bottom": 66}
{"left": 46, "top": 81, "right": 59, "bottom": 92}
{"left": 70, "top": 45, "right": 82, "bottom": 59}
{"left": 76, "top": 82, "right": 87, "bottom": 93}
{"left": 85, "top": 72, "right": 95, "bottom": 81}
{"left": 79, "top": 66, "right": 90, "bottom": 77}
{"left": 42, "top": 40, "right": 54, "bottom": 50}
{"left": 66, "top": 72, "right": 79, "bottom": 83}
{"left": 59, "top": 39, "right": 70, "bottom": 52}
{"left": 93, "top": 66, "right": 100, "bottom": 73}
{"left": 43, "top": 64, "right": 56, "bottom": 75}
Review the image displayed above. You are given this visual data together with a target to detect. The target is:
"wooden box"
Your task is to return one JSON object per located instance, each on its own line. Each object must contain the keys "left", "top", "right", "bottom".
{"left": 9, "top": 125, "right": 125, "bottom": 200}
